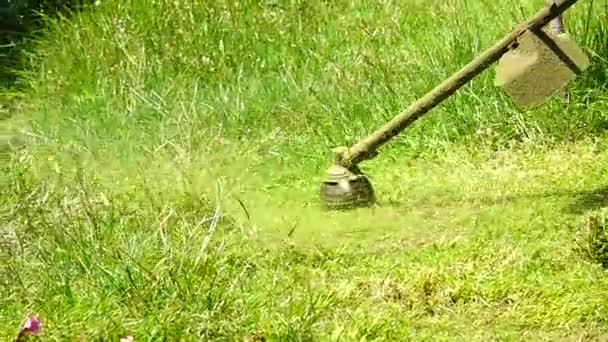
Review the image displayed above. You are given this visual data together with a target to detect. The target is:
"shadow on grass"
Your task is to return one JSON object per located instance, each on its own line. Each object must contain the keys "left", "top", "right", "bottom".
{"left": 381, "top": 185, "right": 608, "bottom": 214}
{"left": 474, "top": 186, "right": 608, "bottom": 214}
{"left": 564, "top": 186, "right": 608, "bottom": 214}
{"left": 1, "top": 1, "right": 98, "bottom": 89}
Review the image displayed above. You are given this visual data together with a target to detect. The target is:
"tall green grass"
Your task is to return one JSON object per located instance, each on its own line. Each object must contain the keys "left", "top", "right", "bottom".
{"left": 12, "top": 0, "right": 608, "bottom": 161}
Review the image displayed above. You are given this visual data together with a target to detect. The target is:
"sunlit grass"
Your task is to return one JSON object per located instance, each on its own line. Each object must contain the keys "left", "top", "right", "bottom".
{"left": 3, "top": 0, "right": 608, "bottom": 340}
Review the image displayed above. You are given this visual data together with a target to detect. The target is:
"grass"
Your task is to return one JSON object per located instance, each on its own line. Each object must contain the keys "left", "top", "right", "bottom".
{"left": 3, "top": 0, "right": 608, "bottom": 340}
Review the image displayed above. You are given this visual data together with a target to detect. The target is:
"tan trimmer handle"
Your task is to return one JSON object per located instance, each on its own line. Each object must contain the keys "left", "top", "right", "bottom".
{"left": 337, "top": 0, "right": 580, "bottom": 169}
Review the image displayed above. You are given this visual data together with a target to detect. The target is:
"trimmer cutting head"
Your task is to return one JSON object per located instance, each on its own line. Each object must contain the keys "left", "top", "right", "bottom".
{"left": 320, "top": 163, "right": 376, "bottom": 210}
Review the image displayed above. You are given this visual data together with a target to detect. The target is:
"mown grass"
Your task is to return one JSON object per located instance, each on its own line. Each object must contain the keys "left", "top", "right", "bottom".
{"left": 2, "top": 0, "right": 608, "bottom": 340}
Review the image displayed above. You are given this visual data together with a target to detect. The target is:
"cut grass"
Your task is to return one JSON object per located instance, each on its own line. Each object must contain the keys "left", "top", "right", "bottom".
{"left": 3, "top": 138, "right": 608, "bottom": 340}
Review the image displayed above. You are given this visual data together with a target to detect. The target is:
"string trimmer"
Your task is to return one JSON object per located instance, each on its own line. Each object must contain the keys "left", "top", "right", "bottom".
{"left": 320, "top": 0, "right": 590, "bottom": 210}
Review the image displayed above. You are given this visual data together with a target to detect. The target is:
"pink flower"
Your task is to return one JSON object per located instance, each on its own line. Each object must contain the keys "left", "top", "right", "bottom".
{"left": 120, "top": 336, "right": 134, "bottom": 342}
{"left": 22, "top": 316, "right": 42, "bottom": 334}
{"left": 15, "top": 315, "right": 42, "bottom": 342}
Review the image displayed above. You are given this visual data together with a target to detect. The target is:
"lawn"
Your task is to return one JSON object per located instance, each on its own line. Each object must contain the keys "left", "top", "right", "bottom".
{"left": 2, "top": 0, "right": 608, "bottom": 340}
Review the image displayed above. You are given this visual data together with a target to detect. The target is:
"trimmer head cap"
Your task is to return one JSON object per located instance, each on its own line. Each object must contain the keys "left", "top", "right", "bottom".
{"left": 320, "top": 164, "right": 375, "bottom": 210}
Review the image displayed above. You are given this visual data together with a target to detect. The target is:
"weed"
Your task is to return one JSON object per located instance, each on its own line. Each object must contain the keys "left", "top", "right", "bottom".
{"left": 575, "top": 208, "right": 608, "bottom": 267}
